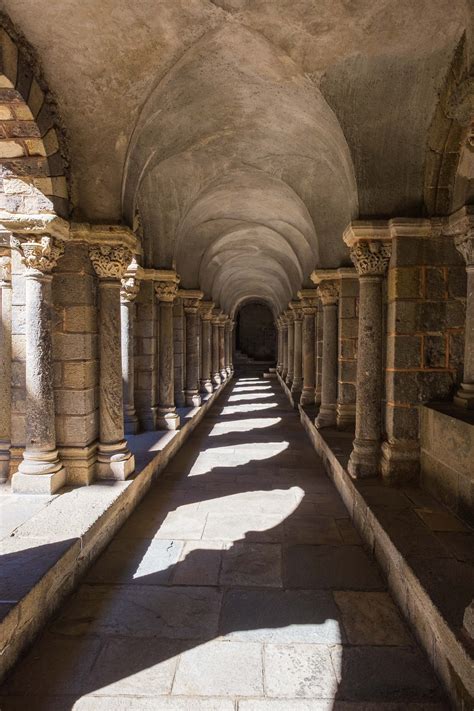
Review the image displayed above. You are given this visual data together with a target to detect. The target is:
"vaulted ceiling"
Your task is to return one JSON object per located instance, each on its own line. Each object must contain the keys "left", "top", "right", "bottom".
{"left": 1, "top": 0, "right": 472, "bottom": 313}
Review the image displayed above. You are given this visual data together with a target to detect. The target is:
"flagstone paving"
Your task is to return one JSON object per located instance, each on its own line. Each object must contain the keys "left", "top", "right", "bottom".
{"left": 0, "top": 376, "right": 448, "bottom": 710}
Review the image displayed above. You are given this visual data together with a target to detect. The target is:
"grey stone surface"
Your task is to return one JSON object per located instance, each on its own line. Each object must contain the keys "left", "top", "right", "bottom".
{"left": 333, "top": 591, "right": 413, "bottom": 645}
{"left": 264, "top": 643, "right": 337, "bottom": 698}
{"left": 283, "top": 544, "right": 384, "bottom": 590}
{"left": 220, "top": 542, "right": 282, "bottom": 587}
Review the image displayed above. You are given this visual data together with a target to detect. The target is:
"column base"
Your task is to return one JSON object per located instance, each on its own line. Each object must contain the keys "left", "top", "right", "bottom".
{"left": 300, "top": 387, "right": 315, "bottom": 406}
{"left": 157, "top": 408, "right": 181, "bottom": 431}
{"left": 380, "top": 439, "right": 419, "bottom": 485}
{"left": 220, "top": 368, "right": 227, "bottom": 381}
{"left": 0, "top": 445, "right": 10, "bottom": 483}
{"left": 315, "top": 404, "right": 337, "bottom": 429}
{"left": 96, "top": 442, "right": 135, "bottom": 481}
{"left": 185, "top": 390, "right": 202, "bottom": 407}
{"left": 200, "top": 379, "right": 214, "bottom": 394}
{"left": 12, "top": 449, "right": 66, "bottom": 493}
{"left": 281, "top": 369, "right": 288, "bottom": 380}
{"left": 285, "top": 375, "right": 293, "bottom": 387}
{"left": 124, "top": 411, "right": 139, "bottom": 435}
{"left": 453, "top": 383, "right": 474, "bottom": 409}
{"left": 213, "top": 372, "right": 222, "bottom": 388}
{"left": 336, "top": 403, "right": 356, "bottom": 430}
{"left": 347, "top": 438, "right": 380, "bottom": 479}
{"left": 226, "top": 366, "right": 232, "bottom": 376}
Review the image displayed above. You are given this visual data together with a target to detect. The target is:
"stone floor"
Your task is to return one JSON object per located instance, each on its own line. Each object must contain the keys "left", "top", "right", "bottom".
{"left": 0, "top": 375, "right": 449, "bottom": 710}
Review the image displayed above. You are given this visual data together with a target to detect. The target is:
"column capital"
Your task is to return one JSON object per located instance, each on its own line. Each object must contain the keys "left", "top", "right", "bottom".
{"left": 225, "top": 318, "right": 234, "bottom": 331}
{"left": 155, "top": 280, "right": 179, "bottom": 302}
{"left": 13, "top": 234, "right": 65, "bottom": 274}
{"left": 199, "top": 300, "right": 215, "bottom": 320}
{"left": 178, "top": 289, "right": 204, "bottom": 312}
{"left": 444, "top": 206, "right": 474, "bottom": 267}
{"left": 349, "top": 240, "right": 392, "bottom": 276}
{"left": 289, "top": 300, "right": 303, "bottom": 320}
{"left": 120, "top": 275, "right": 140, "bottom": 302}
{"left": 317, "top": 280, "right": 339, "bottom": 305}
{"left": 218, "top": 313, "right": 228, "bottom": 326}
{"left": 310, "top": 268, "right": 339, "bottom": 286}
{"left": 90, "top": 244, "right": 132, "bottom": 280}
{"left": 297, "top": 288, "right": 319, "bottom": 314}
{"left": 211, "top": 307, "right": 222, "bottom": 324}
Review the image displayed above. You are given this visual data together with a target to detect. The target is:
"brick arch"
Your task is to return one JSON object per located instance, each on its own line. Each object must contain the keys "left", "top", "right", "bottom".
{"left": 0, "top": 17, "right": 69, "bottom": 218}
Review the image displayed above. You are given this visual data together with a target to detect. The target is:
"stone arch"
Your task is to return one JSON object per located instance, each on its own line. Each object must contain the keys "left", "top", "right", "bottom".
{"left": 0, "top": 15, "right": 69, "bottom": 218}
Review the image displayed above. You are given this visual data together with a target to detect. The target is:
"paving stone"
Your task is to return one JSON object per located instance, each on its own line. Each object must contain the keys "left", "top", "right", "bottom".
{"left": 171, "top": 540, "right": 224, "bottom": 585}
{"left": 203, "top": 512, "right": 284, "bottom": 542}
{"left": 414, "top": 509, "right": 469, "bottom": 532}
{"left": 283, "top": 545, "right": 385, "bottom": 590}
{"left": 264, "top": 643, "right": 337, "bottom": 698}
{"left": 220, "top": 542, "right": 282, "bottom": 587}
{"left": 51, "top": 584, "right": 222, "bottom": 639}
{"left": 172, "top": 640, "right": 264, "bottom": 696}
{"left": 333, "top": 591, "right": 413, "bottom": 645}
{"left": 219, "top": 588, "right": 344, "bottom": 643}
{"left": 335, "top": 518, "right": 363, "bottom": 545}
{"left": 284, "top": 514, "right": 343, "bottom": 544}
{"left": 86, "top": 538, "right": 183, "bottom": 585}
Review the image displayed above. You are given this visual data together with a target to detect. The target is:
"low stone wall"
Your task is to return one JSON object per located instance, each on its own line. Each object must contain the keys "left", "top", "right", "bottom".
{"left": 420, "top": 404, "right": 474, "bottom": 526}
{"left": 0, "top": 378, "right": 231, "bottom": 683}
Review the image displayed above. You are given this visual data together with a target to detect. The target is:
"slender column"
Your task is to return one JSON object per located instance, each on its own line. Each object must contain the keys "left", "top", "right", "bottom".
{"left": 454, "top": 226, "right": 474, "bottom": 408}
{"left": 0, "top": 256, "right": 12, "bottom": 481}
{"left": 90, "top": 245, "right": 135, "bottom": 479}
{"left": 211, "top": 309, "right": 222, "bottom": 388}
{"left": 276, "top": 319, "right": 283, "bottom": 373}
{"left": 155, "top": 277, "right": 180, "bottom": 429}
{"left": 315, "top": 300, "right": 323, "bottom": 406}
{"left": 12, "top": 236, "right": 66, "bottom": 493}
{"left": 120, "top": 274, "right": 140, "bottom": 434}
{"left": 281, "top": 314, "right": 289, "bottom": 380}
{"left": 347, "top": 240, "right": 391, "bottom": 477}
{"left": 315, "top": 281, "right": 339, "bottom": 429}
{"left": 199, "top": 301, "right": 214, "bottom": 393}
{"left": 219, "top": 315, "right": 227, "bottom": 381}
{"left": 299, "top": 291, "right": 317, "bottom": 406}
{"left": 225, "top": 319, "right": 233, "bottom": 376}
{"left": 182, "top": 291, "right": 203, "bottom": 407}
{"left": 286, "top": 310, "right": 295, "bottom": 386}
{"left": 290, "top": 303, "right": 303, "bottom": 401}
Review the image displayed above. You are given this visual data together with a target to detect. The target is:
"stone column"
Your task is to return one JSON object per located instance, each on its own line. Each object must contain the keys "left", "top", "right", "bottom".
{"left": 276, "top": 318, "right": 283, "bottom": 373}
{"left": 299, "top": 290, "right": 318, "bottom": 406}
{"left": 219, "top": 315, "right": 227, "bottom": 381}
{"left": 0, "top": 255, "right": 12, "bottom": 482}
{"left": 290, "top": 303, "right": 303, "bottom": 401}
{"left": 315, "top": 300, "right": 323, "bottom": 406}
{"left": 336, "top": 269, "right": 359, "bottom": 430}
{"left": 199, "top": 301, "right": 214, "bottom": 393}
{"left": 347, "top": 240, "right": 391, "bottom": 477}
{"left": 225, "top": 319, "right": 234, "bottom": 376}
{"left": 286, "top": 309, "right": 295, "bottom": 386}
{"left": 281, "top": 314, "right": 289, "bottom": 380}
{"left": 155, "top": 277, "right": 180, "bottom": 429}
{"left": 120, "top": 273, "right": 140, "bottom": 434}
{"left": 211, "top": 309, "right": 222, "bottom": 388}
{"left": 453, "top": 224, "right": 474, "bottom": 408}
{"left": 315, "top": 281, "right": 339, "bottom": 429}
{"left": 182, "top": 291, "right": 203, "bottom": 407}
{"left": 90, "top": 244, "right": 135, "bottom": 480}
{"left": 11, "top": 236, "right": 66, "bottom": 493}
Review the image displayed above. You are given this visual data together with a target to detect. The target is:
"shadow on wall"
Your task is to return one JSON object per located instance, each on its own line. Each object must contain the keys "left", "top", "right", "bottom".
{"left": 237, "top": 302, "right": 276, "bottom": 361}
{"left": 0, "top": 378, "right": 447, "bottom": 709}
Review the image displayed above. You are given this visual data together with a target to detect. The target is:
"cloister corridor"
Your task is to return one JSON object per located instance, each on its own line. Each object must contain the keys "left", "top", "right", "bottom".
{"left": 0, "top": 374, "right": 447, "bottom": 710}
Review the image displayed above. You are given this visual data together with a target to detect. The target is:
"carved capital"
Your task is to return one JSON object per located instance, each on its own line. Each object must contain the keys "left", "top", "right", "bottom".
{"left": 13, "top": 235, "right": 64, "bottom": 274}
{"left": 0, "top": 255, "right": 11, "bottom": 286}
{"left": 89, "top": 245, "right": 132, "bottom": 280}
{"left": 300, "top": 297, "right": 318, "bottom": 315}
{"left": 454, "top": 230, "right": 474, "bottom": 267}
{"left": 120, "top": 276, "right": 140, "bottom": 302}
{"left": 350, "top": 240, "right": 391, "bottom": 276}
{"left": 155, "top": 280, "right": 178, "bottom": 302}
{"left": 317, "top": 280, "right": 339, "bottom": 305}
{"left": 199, "top": 301, "right": 215, "bottom": 320}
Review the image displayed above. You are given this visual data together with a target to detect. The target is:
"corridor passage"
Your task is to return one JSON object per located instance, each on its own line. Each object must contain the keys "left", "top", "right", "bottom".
{"left": 1, "top": 376, "right": 447, "bottom": 710}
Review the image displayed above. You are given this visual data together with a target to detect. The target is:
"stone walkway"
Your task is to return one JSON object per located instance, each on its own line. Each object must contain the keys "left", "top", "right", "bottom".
{"left": 0, "top": 375, "right": 448, "bottom": 710}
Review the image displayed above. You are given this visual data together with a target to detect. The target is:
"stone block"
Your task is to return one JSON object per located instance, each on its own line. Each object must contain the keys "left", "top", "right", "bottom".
{"left": 386, "top": 301, "right": 417, "bottom": 334}
{"left": 11, "top": 335, "right": 25, "bottom": 360}
{"left": 62, "top": 361, "right": 97, "bottom": 389}
{"left": 53, "top": 333, "right": 96, "bottom": 361}
{"left": 424, "top": 267, "right": 447, "bottom": 300}
{"left": 386, "top": 334, "right": 422, "bottom": 369}
{"left": 339, "top": 298, "right": 356, "bottom": 318}
{"left": 447, "top": 266, "right": 467, "bottom": 298}
{"left": 333, "top": 591, "right": 412, "bottom": 645}
{"left": 10, "top": 361, "right": 25, "bottom": 389}
{"left": 386, "top": 370, "right": 419, "bottom": 404}
{"left": 385, "top": 404, "right": 419, "bottom": 439}
{"left": 340, "top": 339, "right": 357, "bottom": 359}
{"left": 265, "top": 643, "right": 337, "bottom": 698}
{"left": 0, "top": 140, "right": 24, "bottom": 158}
{"left": 423, "top": 335, "right": 447, "bottom": 368}
{"left": 416, "top": 301, "right": 447, "bottom": 331}
{"left": 416, "top": 371, "right": 455, "bottom": 402}
{"left": 55, "top": 388, "right": 95, "bottom": 416}
{"left": 446, "top": 299, "right": 466, "bottom": 328}
{"left": 55, "top": 412, "right": 98, "bottom": 446}
{"left": 53, "top": 274, "right": 95, "bottom": 306}
{"left": 64, "top": 305, "right": 96, "bottom": 333}
{"left": 388, "top": 267, "right": 422, "bottom": 301}
{"left": 338, "top": 359, "right": 357, "bottom": 383}
{"left": 10, "top": 304, "right": 25, "bottom": 335}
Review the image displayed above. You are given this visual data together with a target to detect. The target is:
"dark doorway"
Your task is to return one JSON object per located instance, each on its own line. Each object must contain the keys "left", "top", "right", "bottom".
{"left": 236, "top": 301, "right": 276, "bottom": 362}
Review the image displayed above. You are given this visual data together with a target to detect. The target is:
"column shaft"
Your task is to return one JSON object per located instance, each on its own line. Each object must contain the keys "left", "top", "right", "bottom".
{"left": 286, "top": 317, "right": 294, "bottom": 385}
{"left": 315, "top": 281, "right": 339, "bottom": 428}
{"left": 301, "top": 310, "right": 316, "bottom": 405}
{"left": 121, "top": 290, "right": 139, "bottom": 434}
{"left": 453, "top": 226, "right": 474, "bottom": 407}
{"left": 291, "top": 311, "right": 303, "bottom": 401}
{"left": 212, "top": 316, "right": 221, "bottom": 387}
{"left": 281, "top": 321, "right": 288, "bottom": 379}
{"left": 200, "top": 303, "right": 214, "bottom": 393}
{"left": 0, "top": 257, "right": 11, "bottom": 481}
{"left": 184, "top": 304, "right": 201, "bottom": 407}
{"left": 156, "top": 284, "right": 180, "bottom": 429}
{"left": 219, "top": 320, "right": 226, "bottom": 380}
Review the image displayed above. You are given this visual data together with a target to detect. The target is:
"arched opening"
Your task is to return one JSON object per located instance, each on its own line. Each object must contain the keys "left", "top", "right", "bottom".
{"left": 236, "top": 300, "right": 276, "bottom": 364}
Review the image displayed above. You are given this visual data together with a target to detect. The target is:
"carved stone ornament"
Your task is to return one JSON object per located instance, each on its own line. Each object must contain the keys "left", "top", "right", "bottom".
{"left": 89, "top": 245, "right": 132, "bottom": 280}
{"left": 300, "top": 297, "right": 318, "bottom": 314}
{"left": 120, "top": 276, "right": 140, "bottom": 302}
{"left": 13, "top": 235, "right": 64, "bottom": 274}
{"left": 455, "top": 229, "right": 474, "bottom": 267}
{"left": 317, "top": 280, "right": 339, "bottom": 305}
{"left": 0, "top": 255, "right": 11, "bottom": 285}
{"left": 350, "top": 240, "right": 392, "bottom": 276}
{"left": 182, "top": 297, "right": 201, "bottom": 312}
{"left": 155, "top": 280, "right": 178, "bottom": 302}
{"left": 199, "top": 301, "right": 215, "bottom": 320}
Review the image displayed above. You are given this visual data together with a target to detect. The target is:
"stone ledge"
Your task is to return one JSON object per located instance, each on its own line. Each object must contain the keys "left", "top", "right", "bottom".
{"left": 296, "top": 402, "right": 474, "bottom": 710}
{"left": 276, "top": 371, "right": 296, "bottom": 408}
{"left": 0, "top": 377, "right": 232, "bottom": 683}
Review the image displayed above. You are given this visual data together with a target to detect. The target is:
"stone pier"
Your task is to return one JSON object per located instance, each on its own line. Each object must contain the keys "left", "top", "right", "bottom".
{"left": 120, "top": 269, "right": 140, "bottom": 435}
{"left": 155, "top": 273, "right": 181, "bottom": 430}
{"left": 181, "top": 290, "right": 204, "bottom": 407}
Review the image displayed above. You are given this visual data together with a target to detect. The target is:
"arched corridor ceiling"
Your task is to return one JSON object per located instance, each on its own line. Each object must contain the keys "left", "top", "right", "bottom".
{"left": 1, "top": 0, "right": 472, "bottom": 312}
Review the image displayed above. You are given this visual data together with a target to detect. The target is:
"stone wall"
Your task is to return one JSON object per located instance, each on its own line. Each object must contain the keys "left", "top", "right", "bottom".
{"left": 238, "top": 303, "right": 276, "bottom": 361}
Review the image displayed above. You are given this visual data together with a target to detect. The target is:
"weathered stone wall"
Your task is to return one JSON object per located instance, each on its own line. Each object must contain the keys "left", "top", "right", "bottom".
{"left": 52, "top": 244, "right": 98, "bottom": 485}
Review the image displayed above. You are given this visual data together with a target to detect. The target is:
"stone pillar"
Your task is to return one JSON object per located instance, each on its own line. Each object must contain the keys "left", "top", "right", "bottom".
{"left": 211, "top": 309, "right": 222, "bottom": 388}
{"left": 336, "top": 269, "right": 359, "bottom": 429}
{"left": 347, "top": 240, "right": 391, "bottom": 478}
{"left": 276, "top": 318, "right": 283, "bottom": 373}
{"left": 290, "top": 303, "right": 303, "bottom": 401}
{"left": 90, "top": 244, "right": 135, "bottom": 480}
{"left": 155, "top": 276, "right": 180, "bottom": 430}
{"left": 181, "top": 290, "right": 203, "bottom": 407}
{"left": 173, "top": 299, "right": 186, "bottom": 408}
{"left": 286, "top": 310, "right": 295, "bottom": 386}
{"left": 219, "top": 315, "right": 227, "bottom": 381}
{"left": 120, "top": 273, "right": 140, "bottom": 434}
{"left": 453, "top": 219, "right": 474, "bottom": 408}
{"left": 281, "top": 314, "right": 289, "bottom": 380}
{"left": 11, "top": 236, "right": 66, "bottom": 493}
{"left": 315, "top": 299, "right": 323, "bottom": 406}
{"left": 299, "top": 290, "right": 318, "bottom": 406}
{"left": 199, "top": 301, "right": 214, "bottom": 393}
{"left": 315, "top": 280, "right": 339, "bottom": 429}
{"left": 225, "top": 319, "right": 234, "bottom": 376}
{"left": 0, "top": 254, "right": 12, "bottom": 482}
